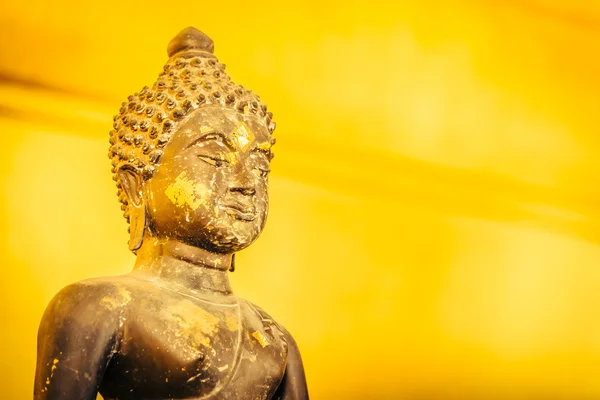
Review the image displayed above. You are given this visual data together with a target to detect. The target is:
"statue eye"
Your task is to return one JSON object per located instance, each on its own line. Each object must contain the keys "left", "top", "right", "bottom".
{"left": 253, "top": 167, "right": 270, "bottom": 178}
{"left": 197, "top": 154, "right": 229, "bottom": 167}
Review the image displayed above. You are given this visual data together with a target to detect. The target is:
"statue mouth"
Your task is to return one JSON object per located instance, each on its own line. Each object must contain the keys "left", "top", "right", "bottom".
{"left": 220, "top": 203, "right": 257, "bottom": 221}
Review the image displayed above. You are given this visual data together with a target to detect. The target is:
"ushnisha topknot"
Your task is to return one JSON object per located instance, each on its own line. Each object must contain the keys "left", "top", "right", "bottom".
{"left": 108, "top": 27, "right": 276, "bottom": 226}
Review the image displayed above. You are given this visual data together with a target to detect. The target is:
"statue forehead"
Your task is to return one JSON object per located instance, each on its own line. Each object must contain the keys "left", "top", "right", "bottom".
{"left": 170, "top": 105, "right": 270, "bottom": 146}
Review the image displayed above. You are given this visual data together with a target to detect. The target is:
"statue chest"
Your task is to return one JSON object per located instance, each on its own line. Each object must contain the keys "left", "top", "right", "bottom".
{"left": 100, "top": 295, "right": 288, "bottom": 400}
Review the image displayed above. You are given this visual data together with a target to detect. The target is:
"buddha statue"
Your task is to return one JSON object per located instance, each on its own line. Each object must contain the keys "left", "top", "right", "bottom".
{"left": 33, "top": 27, "right": 308, "bottom": 400}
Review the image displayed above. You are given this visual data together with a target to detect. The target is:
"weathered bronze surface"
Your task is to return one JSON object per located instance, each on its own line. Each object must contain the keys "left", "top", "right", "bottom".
{"left": 33, "top": 27, "right": 308, "bottom": 400}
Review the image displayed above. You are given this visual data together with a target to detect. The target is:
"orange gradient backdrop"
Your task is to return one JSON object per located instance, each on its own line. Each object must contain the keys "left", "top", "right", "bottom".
{"left": 1, "top": 1, "right": 600, "bottom": 399}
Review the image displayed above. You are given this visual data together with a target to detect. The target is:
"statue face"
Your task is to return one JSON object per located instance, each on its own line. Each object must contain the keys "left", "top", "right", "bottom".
{"left": 144, "top": 105, "right": 272, "bottom": 253}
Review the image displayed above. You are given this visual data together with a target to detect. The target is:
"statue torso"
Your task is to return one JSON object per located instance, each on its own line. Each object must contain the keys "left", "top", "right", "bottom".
{"left": 96, "top": 274, "right": 289, "bottom": 400}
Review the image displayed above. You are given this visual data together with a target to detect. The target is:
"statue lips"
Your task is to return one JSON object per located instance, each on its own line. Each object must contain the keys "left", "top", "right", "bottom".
{"left": 220, "top": 201, "right": 257, "bottom": 221}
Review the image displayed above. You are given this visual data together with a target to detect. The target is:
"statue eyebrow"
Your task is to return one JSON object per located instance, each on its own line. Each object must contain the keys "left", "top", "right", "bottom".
{"left": 250, "top": 141, "right": 272, "bottom": 155}
{"left": 185, "top": 130, "right": 235, "bottom": 151}
{"left": 250, "top": 145, "right": 271, "bottom": 156}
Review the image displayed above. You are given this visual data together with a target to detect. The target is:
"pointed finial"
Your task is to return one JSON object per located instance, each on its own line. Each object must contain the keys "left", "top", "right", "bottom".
{"left": 167, "top": 27, "right": 215, "bottom": 58}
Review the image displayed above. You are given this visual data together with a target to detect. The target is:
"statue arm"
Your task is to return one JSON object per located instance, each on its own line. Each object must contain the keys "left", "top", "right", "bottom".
{"left": 33, "top": 282, "right": 122, "bottom": 400}
{"left": 274, "top": 329, "right": 309, "bottom": 400}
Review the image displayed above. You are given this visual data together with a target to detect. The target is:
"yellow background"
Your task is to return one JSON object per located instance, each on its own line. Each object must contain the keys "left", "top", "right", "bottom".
{"left": 2, "top": 0, "right": 600, "bottom": 398}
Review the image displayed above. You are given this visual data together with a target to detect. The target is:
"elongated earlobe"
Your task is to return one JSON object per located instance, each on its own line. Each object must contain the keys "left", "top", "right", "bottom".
{"left": 117, "top": 167, "right": 146, "bottom": 252}
{"left": 229, "top": 253, "right": 236, "bottom": 272}
{"left": 127, "top": 202, "right": 146, "bottom": 252}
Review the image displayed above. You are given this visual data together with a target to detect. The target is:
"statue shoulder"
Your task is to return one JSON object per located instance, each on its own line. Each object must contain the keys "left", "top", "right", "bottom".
{"left": 41, "top": 276, "right": 135, "bottom": 331}
{"left": 242, "top": 299, "right": 278, "bottom": 325}
{"left": 34, "top": 277, "right": 133, "bottom": 398}
{"left": 241, "top": 299, "right": 297, "bottom": 342}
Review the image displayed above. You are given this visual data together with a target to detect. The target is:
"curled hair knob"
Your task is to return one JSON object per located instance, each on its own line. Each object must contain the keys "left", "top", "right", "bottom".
{"left": 167, "top": 27, "right": 217, "bottom": 59}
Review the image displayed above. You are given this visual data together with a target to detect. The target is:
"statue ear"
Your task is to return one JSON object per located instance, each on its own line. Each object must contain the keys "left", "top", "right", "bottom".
{"left": 117, "top": 167, "right": 146, "bottom": 252}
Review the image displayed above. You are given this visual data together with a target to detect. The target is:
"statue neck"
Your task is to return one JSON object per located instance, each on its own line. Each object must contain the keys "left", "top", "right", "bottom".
{"left": 133, "top": 235, "right": 233, "bottom": 296}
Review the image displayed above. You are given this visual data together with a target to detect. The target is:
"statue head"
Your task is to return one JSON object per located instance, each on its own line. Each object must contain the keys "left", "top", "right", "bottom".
{"left": 108, "top": 27, "right": 276, "bottom": 257}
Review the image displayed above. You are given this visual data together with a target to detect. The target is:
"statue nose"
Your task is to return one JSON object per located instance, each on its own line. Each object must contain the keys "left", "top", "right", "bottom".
{"left": 229, "top": 159, "right": 256, "bottom": 196}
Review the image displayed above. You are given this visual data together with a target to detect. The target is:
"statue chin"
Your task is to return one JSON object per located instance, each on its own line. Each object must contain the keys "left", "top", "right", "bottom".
{"left": 168, "top": 213, "right": 265, "bottom": 255}
{"left": 201, "top": 220, "right": 265, "bottom": 254}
